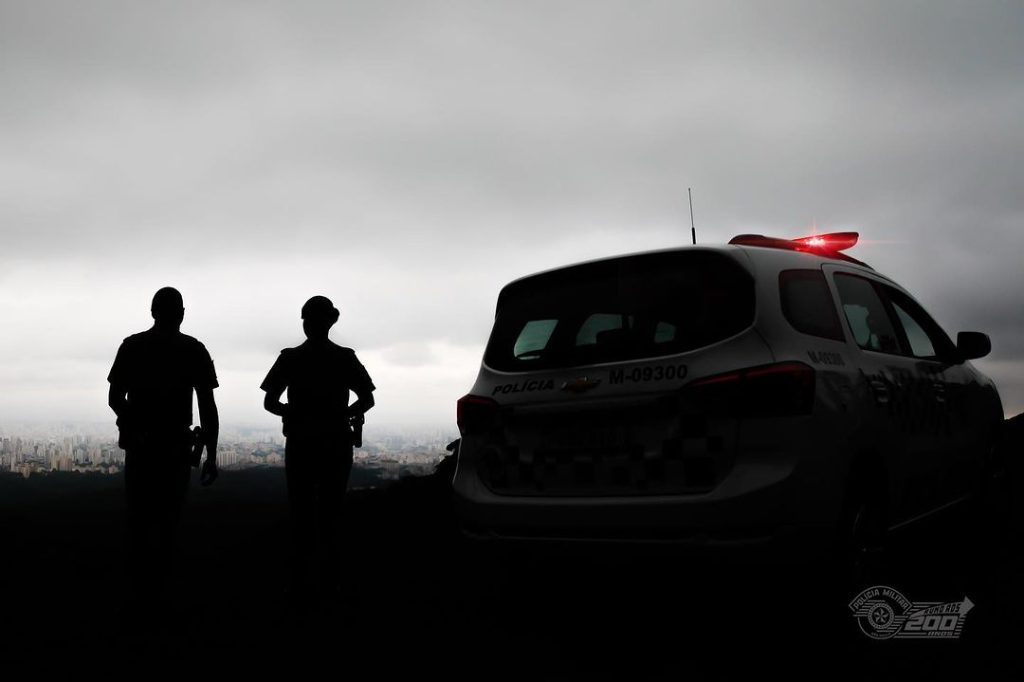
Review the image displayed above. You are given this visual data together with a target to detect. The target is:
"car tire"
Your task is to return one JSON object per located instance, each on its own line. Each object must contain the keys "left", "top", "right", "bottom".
{"left": 966, "top": 444, "right": 1013, "bottom": 567}
{"left": 835, "top": 471, "right": 888, "bottom": 592}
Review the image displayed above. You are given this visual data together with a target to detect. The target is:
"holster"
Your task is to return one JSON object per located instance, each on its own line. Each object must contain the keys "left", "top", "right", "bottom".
{"left": 350, "top": 412, "right": 364, "bottom": 448}
{"left": 189, "top": 426, "right": 205, "bottom": 467}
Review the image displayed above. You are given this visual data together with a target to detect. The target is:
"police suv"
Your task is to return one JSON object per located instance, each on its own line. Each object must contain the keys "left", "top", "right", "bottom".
{"left": 452, "top": 233, "right": 1004, "bottom": 566}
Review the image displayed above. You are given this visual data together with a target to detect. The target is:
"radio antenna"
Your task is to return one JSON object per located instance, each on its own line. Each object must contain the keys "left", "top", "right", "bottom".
{"left": 688, "top": 187, "right": 697, "bottom": 245}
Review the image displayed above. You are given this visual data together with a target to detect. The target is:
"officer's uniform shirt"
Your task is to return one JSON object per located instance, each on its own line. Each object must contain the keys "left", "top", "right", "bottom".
{"left": 260, "top": 340, "right": 375, "bottom": 440}
{"left": 107, "top": 328, "right": 218, "bottom": 447}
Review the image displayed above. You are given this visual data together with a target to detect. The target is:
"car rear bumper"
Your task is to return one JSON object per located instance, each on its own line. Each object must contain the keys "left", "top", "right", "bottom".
{"left": 453, "top": 441, "right": 847, "bottom": 557}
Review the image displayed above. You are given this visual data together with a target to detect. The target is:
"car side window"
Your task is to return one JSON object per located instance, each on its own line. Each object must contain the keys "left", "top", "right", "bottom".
{"left": 779, "top": 269, "right": 844, "bottom": 341}
{"left": 891, "top": 303, "right": 935, "bottom": 358}
{"left": 833, "top": 274, "right": 902, "bottom": 354}
{"left": 881, "top": 286, "right": 956, "bottom": 361}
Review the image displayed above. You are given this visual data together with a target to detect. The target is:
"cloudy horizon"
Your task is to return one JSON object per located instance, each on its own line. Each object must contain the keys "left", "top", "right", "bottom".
{"left": 2, "top": 1, "right": 1022, "bottom": 430}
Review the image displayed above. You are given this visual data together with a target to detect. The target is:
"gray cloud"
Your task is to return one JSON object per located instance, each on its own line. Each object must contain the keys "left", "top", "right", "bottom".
{"left": 1, "top": 1, "right": 1022, "bottom": 424}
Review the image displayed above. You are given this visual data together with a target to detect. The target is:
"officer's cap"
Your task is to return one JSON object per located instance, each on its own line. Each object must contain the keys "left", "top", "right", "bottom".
{"left": 301, "top": 295, "right": 339, "bottom": 323}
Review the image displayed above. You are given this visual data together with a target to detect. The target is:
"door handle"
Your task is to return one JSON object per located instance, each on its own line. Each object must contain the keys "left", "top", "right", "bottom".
{"left": 869, "top": 378, "right": 890, "bottom": 405}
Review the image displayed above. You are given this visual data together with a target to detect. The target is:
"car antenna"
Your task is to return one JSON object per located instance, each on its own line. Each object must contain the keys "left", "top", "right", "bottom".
{"left": 688, "top": 187, "right": 697, "bottom": 245}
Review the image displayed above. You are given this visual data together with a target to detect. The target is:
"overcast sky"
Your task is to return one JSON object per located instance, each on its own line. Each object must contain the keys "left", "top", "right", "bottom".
{"left": 1, "top": 0, "right": 1021, "bottom": 430}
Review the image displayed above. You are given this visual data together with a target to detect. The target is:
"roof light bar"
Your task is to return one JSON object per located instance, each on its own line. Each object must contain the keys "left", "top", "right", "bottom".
{"left": 729, "top": 231, "right": 859, "bottom": 254}
{"left": 790, "top": 232, "right": 858, "bottom": 252}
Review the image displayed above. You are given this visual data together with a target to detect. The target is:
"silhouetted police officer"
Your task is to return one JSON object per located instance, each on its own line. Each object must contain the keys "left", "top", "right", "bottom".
{"left": 261, "top": 295, "right": 375, "bottom": 600}
{"left": 107, "top": 287, "right": 220, "bottom": 609}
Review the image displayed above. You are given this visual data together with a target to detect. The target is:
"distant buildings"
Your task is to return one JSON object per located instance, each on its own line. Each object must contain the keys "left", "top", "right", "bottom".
{"left": 0, "top": 423, "right": 456, "bottom": 482}
{"left": 0, "top": 432, "right": 123, "bottom": 478}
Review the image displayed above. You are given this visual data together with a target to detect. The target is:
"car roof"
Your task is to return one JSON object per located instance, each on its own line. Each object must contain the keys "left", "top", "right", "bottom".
{"left": 729, "top": 243, "right": 894, "bottom": 283}
{"left": 498, "top": 241, "right": 891, "bottom": 294}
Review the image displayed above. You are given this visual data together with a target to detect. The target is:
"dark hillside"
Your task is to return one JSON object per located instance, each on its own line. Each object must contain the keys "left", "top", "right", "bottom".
{"left": 1, "top": 420, "right": 1022, "bottom": 679}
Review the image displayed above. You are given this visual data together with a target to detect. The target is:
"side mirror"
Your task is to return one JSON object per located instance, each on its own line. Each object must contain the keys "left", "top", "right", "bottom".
{"left": 956, "top": 331, "right": 991, "bottom": 361}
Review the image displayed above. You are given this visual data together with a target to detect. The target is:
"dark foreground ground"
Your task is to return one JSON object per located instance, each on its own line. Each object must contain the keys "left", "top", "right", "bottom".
{"left": 2, "top": 419, "right": 1022, "bottom": 680}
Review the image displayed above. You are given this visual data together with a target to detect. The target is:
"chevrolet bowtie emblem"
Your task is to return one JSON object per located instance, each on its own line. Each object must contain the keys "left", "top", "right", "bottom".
{"left": 560, "top": 377, "right": 601, "bottom": 393}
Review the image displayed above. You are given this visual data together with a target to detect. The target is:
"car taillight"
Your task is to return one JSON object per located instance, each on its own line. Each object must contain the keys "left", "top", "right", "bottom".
{"left": 457, "top": 394, "right": 500, "bottom": 434}
{"left": 687, "top": 361, "right": 816, "bottom": 417}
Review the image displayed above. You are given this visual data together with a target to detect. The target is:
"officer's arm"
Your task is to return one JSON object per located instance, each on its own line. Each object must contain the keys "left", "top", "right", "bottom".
{"left": 263, "top": 386, "right": 289, "bottom": 417}
{"left": 196, "top": 387, "right": 219, "bottom": 460}
{"left": 349, "top": 389, "right": 375, "bottom": 415}
{"left": 108, "top": 383, "right": 128, "bottom": 419}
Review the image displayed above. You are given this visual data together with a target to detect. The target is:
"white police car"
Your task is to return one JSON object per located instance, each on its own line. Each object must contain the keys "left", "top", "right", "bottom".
{"left": 452, "top": 232, "right": 1004, "bottom": 569}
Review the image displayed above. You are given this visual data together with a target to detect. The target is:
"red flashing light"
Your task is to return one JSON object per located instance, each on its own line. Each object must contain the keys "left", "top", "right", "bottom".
{"left": 729, "top": 231, "right": 859, "bottom": 254}
{"left": 790, "top": 232, "right": 858, "bottom": 252}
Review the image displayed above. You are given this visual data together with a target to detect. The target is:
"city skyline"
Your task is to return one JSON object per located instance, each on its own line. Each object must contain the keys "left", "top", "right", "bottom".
{"left": 0, "top": 422, "right": 454, "bottom": 480}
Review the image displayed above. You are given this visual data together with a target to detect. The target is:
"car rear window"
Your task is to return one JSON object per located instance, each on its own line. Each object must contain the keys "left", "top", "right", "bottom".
{"left": 485, "top": 251, "right": 755, "bottom": 371}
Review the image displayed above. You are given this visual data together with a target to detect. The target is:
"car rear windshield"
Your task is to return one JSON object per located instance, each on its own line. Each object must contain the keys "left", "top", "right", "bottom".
{"left": 484, "top": 251, "right": 755, "bottom": 372}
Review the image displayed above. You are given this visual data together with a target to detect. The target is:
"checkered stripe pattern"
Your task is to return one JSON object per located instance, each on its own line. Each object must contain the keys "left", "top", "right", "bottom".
{"left": 482, "top": 415, "right": 727, "bottom": 496}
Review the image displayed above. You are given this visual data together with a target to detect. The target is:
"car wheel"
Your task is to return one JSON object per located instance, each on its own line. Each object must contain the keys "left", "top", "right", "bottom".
{"left": 967, "top": 444, "right": 1013, "bottom": 565}
{"left": 837, "top": 476, "right": 888, "bottom": 591}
